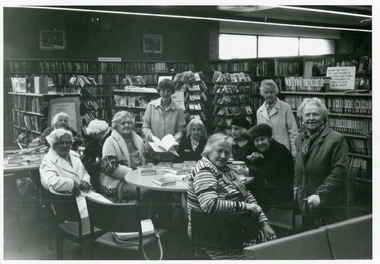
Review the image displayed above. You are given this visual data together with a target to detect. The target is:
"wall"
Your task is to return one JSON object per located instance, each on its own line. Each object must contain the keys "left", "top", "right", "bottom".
{"left": 3, "top": 7, "right": 209, "bottom": 71}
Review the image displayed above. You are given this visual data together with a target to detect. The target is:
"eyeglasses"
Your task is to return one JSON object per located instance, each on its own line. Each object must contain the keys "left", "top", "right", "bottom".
{"left": 57, "top": 141, "right": 73, "bottom": 147}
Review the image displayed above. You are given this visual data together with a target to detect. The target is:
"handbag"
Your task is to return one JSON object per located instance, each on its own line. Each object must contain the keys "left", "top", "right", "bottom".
{"left": 112, "top": 219, "right": 163, "bottom": 260}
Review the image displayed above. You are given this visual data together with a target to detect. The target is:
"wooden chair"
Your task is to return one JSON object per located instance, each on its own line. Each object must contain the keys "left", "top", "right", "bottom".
{"left": 85, "top": 196, "right": 168, "bottom": 260}
{"left": 190, "top": 209, "right": 262, "bottom": 259}
{"left": 45, "top": 189, "right": 102, "bottom": 259}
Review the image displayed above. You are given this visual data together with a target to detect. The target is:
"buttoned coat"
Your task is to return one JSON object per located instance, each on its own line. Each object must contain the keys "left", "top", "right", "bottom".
{"left": 256, "top": 98, "right": 298, "bottom": 156}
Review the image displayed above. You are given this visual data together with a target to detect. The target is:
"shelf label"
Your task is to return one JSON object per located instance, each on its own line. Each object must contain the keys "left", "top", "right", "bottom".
{"left": 326, "top": 66, "right": 356, "bottom": 91}
{"left": 98, "top": 57, "right": 121, "bottom": 62}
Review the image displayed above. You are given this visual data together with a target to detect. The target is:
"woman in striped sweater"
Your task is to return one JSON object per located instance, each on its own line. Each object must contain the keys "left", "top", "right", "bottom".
{"left": 187, "top": 133, "right": 276, "bottom": 260}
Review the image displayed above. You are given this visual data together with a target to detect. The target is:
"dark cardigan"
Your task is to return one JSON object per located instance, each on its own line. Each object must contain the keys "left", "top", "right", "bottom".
{"left": 176, "top": 137, "right": 207, "bottom": 162}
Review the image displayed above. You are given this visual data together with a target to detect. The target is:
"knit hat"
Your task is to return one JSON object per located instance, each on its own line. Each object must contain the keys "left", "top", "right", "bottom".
{"left": 248, "top": 123, "right": 272, "bottom": 141}
{"left": 231, "top": 116, "right": 251, "bottom": 130}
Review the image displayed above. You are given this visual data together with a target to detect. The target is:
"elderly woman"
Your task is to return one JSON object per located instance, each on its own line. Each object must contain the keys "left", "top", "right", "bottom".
{"left": 177, "top": 118, "right": 207, "bottom": 162}
{"left": 187, "top": 133, "right": 276, "bottom": 260}
{"left": 294, "top": 98, "right": 348, "bottom": 230}
{"left": 256, "top": 79, "right": 298, "bottom": 157}
{"left": 82, "top": 119, "right": 112, "bottom": 191}
{"left": 142, "top": 78, "right": 186, "bottom": 164}
{"left": 245, "top": 123, "right": 294, "bottom": 208}
{"left": 100, "top": 111, "right": 146, "bottom": 201}
{"left": 32, "top": 112, "right": 77, "bottom": 145}
{"left": 40, "top": 128, "right": 92, "bottom": 218}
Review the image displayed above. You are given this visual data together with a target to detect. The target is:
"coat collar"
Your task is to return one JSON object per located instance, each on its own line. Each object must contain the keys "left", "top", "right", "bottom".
{"left": 110, "top": 129, "right": 143, "bottom": 162}
{"left": 308, "top": 126, "right": 332, "bottom": 152}
{"left": 152, "top": 97, "right": 181, "bottom": 111}
{"left": 45, "top": 148, "right": 82, "bottom": 174}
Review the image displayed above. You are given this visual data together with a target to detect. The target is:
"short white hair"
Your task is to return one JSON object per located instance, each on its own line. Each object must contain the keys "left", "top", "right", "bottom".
{"left": 87, "top": 119, "right": 109, "bottom": 136}
{"left": 51, "top": 112, "right": 69, "bottom": 126}
{"left": 46, "top": 128, "right": 73, "bottom": 146}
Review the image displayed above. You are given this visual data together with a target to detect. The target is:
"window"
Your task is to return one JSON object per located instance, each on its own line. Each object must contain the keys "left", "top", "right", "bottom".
{"left": 219, "top": 34, "right": 257, "bottom": 59}
{"left": 258, "top": 36, "right": 298, "bottom": 57}
{"left": 300, "top": 38, "right": 335, "bottom": 55}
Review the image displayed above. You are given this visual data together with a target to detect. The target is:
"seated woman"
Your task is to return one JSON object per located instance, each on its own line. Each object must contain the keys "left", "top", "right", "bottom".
{"left": 245, "top": 123, "right": 294, "bottom": 208}
{"left": 82, "top": 119, "right": 112, "bottom": 191}
{"left": 100, "top": 111, "right": 147, "bottom": 201}
{"left": 39, "top": 128, "right": 92, "bottom": 218}
{"left": 187, "top": 133, "right": 276, "bottom": 260}
{"left": 32, "top": 112, "right": 77, "bottom": 145}
{"left": 177, "top": 118, "right": 207, "bottom": 163}
{"left": 230, "top": 116, "right": 254, "bottom": 176}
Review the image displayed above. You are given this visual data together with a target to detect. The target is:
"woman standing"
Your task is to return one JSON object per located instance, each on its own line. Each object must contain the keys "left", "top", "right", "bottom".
{"left": 294, "top": 98, "right": 348, "bottom": 230}
{"left": 100, "top": 111, "right": 146, "bottom": 201}
{"left": 142, "top": 79, "right": 186, "bottom": 164}
{"left": 187, "top": 133, "right": 276, "bottom": 260}
{"left": 256, "top": 79, "right": 298, "bottom": 157}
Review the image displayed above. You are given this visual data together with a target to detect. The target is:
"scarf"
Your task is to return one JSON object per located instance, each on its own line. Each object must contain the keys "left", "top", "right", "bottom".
{"left": 190, "top": 136, "right": 200, "bottom": 151}
{"left": 300, "top": 125, "right": 325, "bottom": 162}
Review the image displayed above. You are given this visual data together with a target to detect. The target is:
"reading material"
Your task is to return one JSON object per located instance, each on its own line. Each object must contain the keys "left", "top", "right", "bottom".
{"left": 149, "top": 134, "right": 179, "bottom": 156}
{"left": 163, "top": 173, "right": 190, "bottom": 181}
{"left": 137, "top": 165, "right": 157, "bottom": 176}
{"left": 151, "top": 177, "right": 176, "bottom": 186}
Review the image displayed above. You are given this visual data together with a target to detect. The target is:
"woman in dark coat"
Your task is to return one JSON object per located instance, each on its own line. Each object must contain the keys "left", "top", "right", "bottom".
{"left": 177, "top": 118, "right": 207, "bottom": 162}
{"left": 245, "top": 123, "right": 294, "bottom": 208}
{"left": 294, "top": 97, "right": 348, "bottom": 230}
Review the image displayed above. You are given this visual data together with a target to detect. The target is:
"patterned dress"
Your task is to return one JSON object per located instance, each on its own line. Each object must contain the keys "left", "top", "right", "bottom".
{"left": 187, "top": 156, "right": 268, "bottom": 259}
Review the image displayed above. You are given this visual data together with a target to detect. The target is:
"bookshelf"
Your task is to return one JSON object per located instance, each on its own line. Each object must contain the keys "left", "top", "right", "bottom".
{"left": 4, "top": 59, "right": 194, "bottom": 142}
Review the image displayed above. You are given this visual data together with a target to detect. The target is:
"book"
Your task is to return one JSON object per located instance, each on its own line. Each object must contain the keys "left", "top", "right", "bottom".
{"left": 137, "top": 165, "right": 157, "bottom": 176}
{"left": 152, "top": 177, "right": 176, "bottom": 186}
{"left": 148, "top": 134, "right": 179, "bottom": 156}
{"left": 163, "top": 167, "right": 192, "bottom": 175}
{"left": 163, "top": 173, "right": 190, "bottom": 181}
{"left": 157, "top": 162, "right": 173, "bottom": 169}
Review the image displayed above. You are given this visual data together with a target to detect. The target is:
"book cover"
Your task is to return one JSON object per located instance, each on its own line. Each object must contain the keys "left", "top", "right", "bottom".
{"left": 152, "top": 177, "right": 176, "bottom": 186}
{"left": 163, "top": 167, "right": 191, "bottom": 175}
{"left": 137, "top": 165, "right": 157, "bottom": 176}
{"left": 163, "top": 173, "right": 190, "bottom": 181}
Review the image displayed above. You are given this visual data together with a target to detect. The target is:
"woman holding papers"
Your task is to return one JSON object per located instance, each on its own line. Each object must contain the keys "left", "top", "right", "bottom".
{"left": 142, "top": 78, "right": 186, "bottom": 164}
{"left": 100, "top": 111, "right": 147, "bottom": 201}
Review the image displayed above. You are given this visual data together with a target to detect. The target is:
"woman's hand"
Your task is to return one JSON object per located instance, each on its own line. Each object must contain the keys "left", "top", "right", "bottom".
{"left": 307, "top": 194, "right": 320, "bottom": 208}
{"left": 246, "top": 203, "right": 262, "bottom": 217}
{"left": 80, "top": 181, "right": 92, "bottom": 193}
{"left": 72, "top": 181, "right": 81, "bottom": 196}
{"left": 31, "top": 137, "right": 41, "bottom": 143}
{"left": 246, "top": 152, "right": 264, "bottom": 161}
{"left": 262, "top": 223, "right": 277, "bottom": 241}
{"left": 231, "top": 165, "right": 249, "bottom": 176}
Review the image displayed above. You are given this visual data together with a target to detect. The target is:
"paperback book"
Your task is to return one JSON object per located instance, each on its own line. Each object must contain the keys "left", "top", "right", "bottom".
{"left": 152, "top": 177, "right": 176, "bottom": 186}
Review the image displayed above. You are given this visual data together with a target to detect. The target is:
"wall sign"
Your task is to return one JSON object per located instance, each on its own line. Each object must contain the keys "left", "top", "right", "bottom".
{"left": 98, "top": 57, "right": 121, "bottom": 62}
{"left": 326, "top": 66, "right": 356, "bottom": 91}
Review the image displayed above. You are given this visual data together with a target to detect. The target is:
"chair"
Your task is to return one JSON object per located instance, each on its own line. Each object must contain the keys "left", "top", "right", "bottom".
{"left": 190, "top": 209, "right": 262, "bottom": 259}
{"left": 45, "top": 189, "right": 102, "bottom": 259}
{"left": 85, "top": 196, "right": 168, "bottom": 260}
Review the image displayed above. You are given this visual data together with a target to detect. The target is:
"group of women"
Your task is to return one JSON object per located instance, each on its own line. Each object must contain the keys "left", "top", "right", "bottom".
{"left": 39, "top": 78, "right": 349, "bottom": 260}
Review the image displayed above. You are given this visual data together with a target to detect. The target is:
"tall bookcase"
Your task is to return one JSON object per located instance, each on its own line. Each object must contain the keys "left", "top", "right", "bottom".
{"left": 208, "top": 53, "right": 372, "bottom": 208}
{"left": 4, "top": 59, "right": 194, "bottom": 142}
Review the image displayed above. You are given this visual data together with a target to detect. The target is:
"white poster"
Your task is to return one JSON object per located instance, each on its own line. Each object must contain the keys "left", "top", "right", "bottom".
{"left": 326, "top": 66, "right": 356, "bottom": 91}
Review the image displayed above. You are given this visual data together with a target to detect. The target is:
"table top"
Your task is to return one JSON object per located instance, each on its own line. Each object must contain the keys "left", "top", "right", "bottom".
{"left": 3, "top": 163, "right": 41, "bottom": 173}
{"left": 125, "top": 168, "right": 189, "bottom": 192}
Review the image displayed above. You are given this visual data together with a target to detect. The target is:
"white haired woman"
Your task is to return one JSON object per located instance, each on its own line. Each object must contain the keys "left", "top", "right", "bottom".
{"left": 32, "top": 112, "right": 77, "bottom": 145}
{"left": 187, "top": 133, "right": 276, "bottom": 260}
{"left": 256, "top": 79, "right": 298, "bottom": 157}
{"left": 100, "top": 111, "right": 147, "bottom": 201}
{"left": 40, "top": 128, "right": 92, "bottom": 218}
{"left": 177, "top": 118, "right": 207, "bottom": 162}
{"left": 294, "top": 98, "right": 348, "bottom": 230}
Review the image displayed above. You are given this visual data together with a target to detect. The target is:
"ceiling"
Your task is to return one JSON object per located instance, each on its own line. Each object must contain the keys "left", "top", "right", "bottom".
{"left": 51, "top": 5, "right": 372, "bottom": 31}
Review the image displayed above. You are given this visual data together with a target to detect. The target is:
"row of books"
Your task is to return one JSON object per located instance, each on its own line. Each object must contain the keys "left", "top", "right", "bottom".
{"left": 13, "top": 128, "right": 43, "bottom": 144}
{"left": 173, "top": 71, "right": 204, "bottom": 83}
{"left": 284, "top": 77, "right": 326, "bottom": 92}
{"left": 213, "top": 105, "right": 253, "bottom": 116}
{"left": 184, "top": 92, "right": 207, "bottom": 102}
{"left": 212, "top": 83, "right": 252, "bottom": 94}
{"left": 349, "top": 156, "right": 371, "bottom": 181}
{"left": 114, "top": 95, "right": 153, "bottom": 107}
{"left": 212, "top": 71, "right": 252, "bottom": 83}
{"left": 284, "top": 95, "right": 325, "bottom": 111}
{"left": 275, "top": 61, "right": 301, "bottom": 77}
{"left": 213, "top": 94, "right": 253, "bottom": 106}
{"left": 209, "top": 61, "right": 249, "bottom": 72}
{"left": 95, "top": 109, "right": 114, "bottom": 119}
{"left": 12, "top": 112, "right": 44, "bottom": 132}
{"left": 252, "top": 60, "right": 275, "bottom": 76}
{"left": 13, "top": 96, "right": 47, "bottom": 114}
{"left": 186, "top": 102, "right": 203, "bottom": 111}
{"left": 327, "top": 117, "right": 371, "bottom": 135}
{"left": 327, "top": 97, "right": 372, "bottom": 115}
{"left": 345, "top": 137, "right": 372, "bottom": 156}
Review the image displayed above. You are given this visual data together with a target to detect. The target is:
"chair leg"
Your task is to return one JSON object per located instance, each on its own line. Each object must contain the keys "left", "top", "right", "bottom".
{"left": 56, "top": 231, "right": 63, "bottom": 260}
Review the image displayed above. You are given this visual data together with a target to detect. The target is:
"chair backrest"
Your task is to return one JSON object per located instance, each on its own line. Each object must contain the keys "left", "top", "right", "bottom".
{"left": 85, "top": 196, "right": 142, "bottom": 234}
{"left": 191, "top": 209, "right": 258, "bottom": 247}
{"left": 321, "top": 214, "right": 372, "bottom": 259}
{"left": 43, "top": 188, "right": 81, "bottom": 223}
{"left": 244, "top": 228, "right": 332, "bottom": 260}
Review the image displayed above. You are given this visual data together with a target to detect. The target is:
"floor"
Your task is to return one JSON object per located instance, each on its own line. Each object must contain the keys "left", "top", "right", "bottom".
{"left": 3, "top": 177, "right": 372, "bottom": 260}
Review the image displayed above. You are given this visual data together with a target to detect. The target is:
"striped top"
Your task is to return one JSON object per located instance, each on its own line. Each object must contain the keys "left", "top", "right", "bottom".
{"left": 187, "top": 156, "right": 268, "bottom": 239}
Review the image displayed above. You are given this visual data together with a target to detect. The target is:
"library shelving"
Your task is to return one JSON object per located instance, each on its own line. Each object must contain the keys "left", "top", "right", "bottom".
{"left": 4, "top": 59, "right": 195, "bottom": 141}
